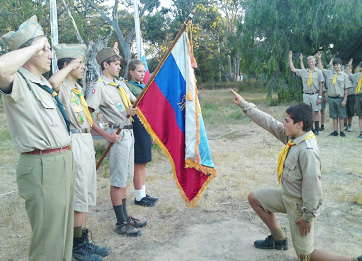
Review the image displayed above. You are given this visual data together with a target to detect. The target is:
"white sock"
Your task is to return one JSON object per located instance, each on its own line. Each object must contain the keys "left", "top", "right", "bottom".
{"left": 142, "top": 185, "right": 146, "bottom": 198}
{"left": 135, "top": 189, "right": 143, "bottom": 201}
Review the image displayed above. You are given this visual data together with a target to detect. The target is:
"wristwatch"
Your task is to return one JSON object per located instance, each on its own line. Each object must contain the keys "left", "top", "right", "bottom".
{"left": 318, "top": 96, "right": 322, "bottom": 98}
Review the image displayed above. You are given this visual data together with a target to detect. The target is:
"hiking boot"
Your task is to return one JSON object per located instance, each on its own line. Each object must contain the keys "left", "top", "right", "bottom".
{"left": 358, "top": 133, "right": 362, "bottom": 138}
{"left": 347, "top": 126, "right": 352, "bottom": 132}
{"left": 329, "top": 131, "right": 338, "bottom": 136}
{"left": 320, "top": 125, "right": 325, "bottom": 131}
{"left": 340, "top": 132, "right": 346, "bottom": 137}
{"left": 128, "top": 216, "right": 147, "bottom": 228}
{"left": 135, "top": 197, "right": 155, "bottom": 207}
{"left": 82, "top": 229, "right": 110, "bottom": 257}
{"left": 314, "top": 129, "right": 319, "bottom": 135}
{"left": 146, "top": 194, "right": 158, "bottom": 202}
{"left": 344, "top": 125, "right": 348, "bottom": 131}
{"left": 115, "top": 222, "right": 141, "bottom": 237}
{"left": 254, "top": 235, "right": 288, "bottom": 250}
{"left": 73, "top": 239, "right": 103, "bottom": 261}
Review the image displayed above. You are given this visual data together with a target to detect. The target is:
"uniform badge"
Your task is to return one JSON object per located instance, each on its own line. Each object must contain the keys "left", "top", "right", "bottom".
{"left": 116, "top": 103, "right": 123, "bottom": 110}
{"left": 92, "top": 89, "right": 96, "bottom": 94}
{"left": 75, "top": 96, "right": 81, "bottom": 104}
{"left": 75, "top": 105, "right": 82, "bottom": 112}
{"left": 70, "top": 92, "right": 76, "bottom": 103}
{"left": 78, "top": 114, "right": 85, "bottom": 125}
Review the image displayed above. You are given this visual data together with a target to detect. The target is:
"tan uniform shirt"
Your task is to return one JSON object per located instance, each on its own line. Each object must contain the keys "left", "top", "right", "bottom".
{"left": 349, "top": 72, "right": 362, "bottom": 94}
{"left": 58, "top": 79, "right": 91, "bottom": 130}
{"left": 0, "top": 68, "right": 71, "bottom": 153}
{"left": 86, "top": 74, "right": 136, "bottom": 126}
{"left": 238, "top": 100, "right": 323, "bottom": 221}
{"left": 322, "top": 69, "right": 352, "bottom": 97}
{"left": 295, "top": 68, "right": 324, "bottom": 93}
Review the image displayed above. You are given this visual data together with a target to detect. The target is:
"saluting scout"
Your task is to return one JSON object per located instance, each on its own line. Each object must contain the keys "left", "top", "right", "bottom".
{"left": 289, "top": 51, "right": 324, "bottom": 135}
{"left": 49, "top": 43, "right": 109, "bottom": 261}
{"left": 86, "top": 46, "right": 147, "bottom": 237}
{"left": 0, "top": 16, "right": 74, "bottom": 261}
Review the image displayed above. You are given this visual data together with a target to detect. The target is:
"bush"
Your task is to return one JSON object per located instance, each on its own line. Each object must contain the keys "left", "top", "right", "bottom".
{"left": 198, "top": 78, "right": 268, "bottom": 92}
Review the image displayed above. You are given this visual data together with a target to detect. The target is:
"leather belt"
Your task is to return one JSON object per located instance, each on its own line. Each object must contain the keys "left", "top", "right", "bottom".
{"left": 303, "top": 92, "right": 317, "bottom": 95}
{"left": 70, "top": 128, "right": 91, "bottom": 134}
{"left": 110, "top": 124, "right": 133, "bottom": 129}
{"left": 24, "top": 145, "right": 72, "bottom": 155}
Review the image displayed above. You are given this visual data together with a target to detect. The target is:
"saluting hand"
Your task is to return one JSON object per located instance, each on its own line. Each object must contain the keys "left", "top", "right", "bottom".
{"left": 230, "top": 89, "right": 244, "bottom": 105}
{"left": 32, "top": 37, "right": 49, "bottom": 57}
{"left": 68, "top": 59, "right": 83, "bottom": 70}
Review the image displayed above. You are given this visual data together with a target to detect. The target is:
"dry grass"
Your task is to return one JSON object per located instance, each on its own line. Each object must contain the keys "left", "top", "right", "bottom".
{"left": 1, "top": 89, "right": 362, "bottom": 260}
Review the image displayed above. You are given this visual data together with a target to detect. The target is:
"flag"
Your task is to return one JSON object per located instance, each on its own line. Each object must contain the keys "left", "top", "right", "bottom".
{"left": 137, "top": 30, "right": 217, "bottom": 207}
{"left": 140, "top": 43, "right": 151, "bottom": 84}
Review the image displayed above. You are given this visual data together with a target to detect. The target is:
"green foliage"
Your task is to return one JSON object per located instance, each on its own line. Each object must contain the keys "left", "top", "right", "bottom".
{"left": 239, "top": 0, "right": 362, "bottom": 102}
{"left": 198, "top": 78, "right": 268, "bottom": 93}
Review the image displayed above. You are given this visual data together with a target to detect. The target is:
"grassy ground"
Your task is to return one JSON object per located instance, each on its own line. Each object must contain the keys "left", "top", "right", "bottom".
{"left": 1, "top": 89, "right": 361, "bottom": 260}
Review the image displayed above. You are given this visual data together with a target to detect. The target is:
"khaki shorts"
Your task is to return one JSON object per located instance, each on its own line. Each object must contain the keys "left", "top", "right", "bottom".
{"left": 328, "top": 97, "right": 347, "bottom": 119}
{"left": 107, "top": 128, "right": 134, "bottom": 188}
{"left": 253, "top": 188, "right": 315, "bottom": 256}
{"left": 303, "top": 93, "right": 321, "bottom": 112}
{"left": 355, "top": 94, "right": 362, "bottom": 116}
{"left": 71, "top": 132, "right": 97, "bottom": 212}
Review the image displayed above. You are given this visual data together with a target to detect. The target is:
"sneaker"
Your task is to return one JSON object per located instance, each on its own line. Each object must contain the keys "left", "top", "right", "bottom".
{"left": 82, "top": 229, "right": 110, "bottom": 257}
{"left": 320, "top": 126, "right": 325, "bottom": 131}
{"left": 343, "top": 125, "right": 348, "bottom": 131}
{"left": 357, "top": 255, "right": 362, "bottom": 261}
{"left": 73, "top": 239, "right": 103, "bottom": 261}
{"left": 254, "top": 235, "right": 288, "bottom": 250}
{"left": 128, "top": 216, "right": 147, "bottom": 228}
{"left": 357, "top": 133, "right": 362, "bottom": 138}
{"left": 115, "top": 222, "right": 141, "bottom": 237}
{"left": 146, "top": 194, "right": 158, "bottom": 202}
{"left": 135, "top": 197, "right": 155, "bottom": 207}
{"left": 340, "top": 132, "right": 346, "bottom": 137}
{"left": 314, "top": 129, "right": 319, "bottom": 135}
{"left": 347, "top": 126, "right": 352, "bottom": 132}
{"left": 329, "top": 131, "right": 338, "bottom": 136}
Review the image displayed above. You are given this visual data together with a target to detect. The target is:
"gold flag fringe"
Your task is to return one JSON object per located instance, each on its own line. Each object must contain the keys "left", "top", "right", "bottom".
{"left": 137, "top": 109, "right": 216, "bottom": 208}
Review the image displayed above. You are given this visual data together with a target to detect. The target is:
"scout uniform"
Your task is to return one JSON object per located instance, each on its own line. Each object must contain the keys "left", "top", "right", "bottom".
{"left": 322, "top": 69, "right": 352, "bottom": 119}
{"left": 238, "top": 100, "right": 322, "bottom": 256}
{"left": 295, "top": 68, "right": 324, "bottom": 111}
{"left": 54, "top": 44, "right": 97, "bottom": 213}
{"left": 86, "top": 70, "right": 136, "bottom": 188}
{"left": 349, "top": 71, "right": 362, "bottom": 118}
{"left": 0, "top": 16, "right": 74, "bottom": 261}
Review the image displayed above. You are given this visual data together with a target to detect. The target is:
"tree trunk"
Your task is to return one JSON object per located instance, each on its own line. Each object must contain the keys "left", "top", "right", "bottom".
{"left": 233, "top": 56, "right": 237, "bottom": 81}
{"left": 83, "top": 33, "right": 112, "bottom": 99}
{"left": 227, "top": 55, "right": 232, "bottom": 82}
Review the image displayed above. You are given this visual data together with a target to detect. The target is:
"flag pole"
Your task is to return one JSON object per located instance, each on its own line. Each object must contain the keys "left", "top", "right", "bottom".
{"left": 96, "top": 14, "right": 194, "bottom": 170}
{"left": 133, "top": 0, "right": 142, "bottom": 60}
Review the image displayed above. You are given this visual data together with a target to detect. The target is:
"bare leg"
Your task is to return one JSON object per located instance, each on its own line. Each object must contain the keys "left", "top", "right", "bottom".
{"left": 348, "top": 116, "right": 353, "bottom": 125}
{"left": 110, "top": 186, "right": 127, "bottom": 206}
{"left": 248, "top": 192, "right": 280, "bottom": 231}
{"left": 309, "top": 249, "right": 352, "bottom": 261}
{"left": 333, "top": 118, "right": 338, "bottom": 131}
{"left": 339, "top": 118, "right": 345, "bottom": 132}
{"left": 314, "top": 111, "right": 319, "bottom": 122}
{"left": 359, "top": 116, "right": 362, "bottom": 131}
{"left": 133, "top": 163, "right": 147, "bottom": 190}
{"left": 74, "top": 212, "right": 86, "bottom": 228}
{"left": 320, "top": 110, "right": 325, "bottom": 126}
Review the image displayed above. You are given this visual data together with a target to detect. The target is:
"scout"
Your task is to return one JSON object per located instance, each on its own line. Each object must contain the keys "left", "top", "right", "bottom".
{"left": 49, "top": 43, "right": 109, "bottom": 261}
{"left": 0, "top": 16, "right": 74, "bottom": 260}
{"left": 231, "top": 89, "right": 362, "bottom": 261}
{"left": 86, "top": 44, "right": 147, "bottom": 237}
{"left": 289, "top": 51, "right": 324, "bottom": 135}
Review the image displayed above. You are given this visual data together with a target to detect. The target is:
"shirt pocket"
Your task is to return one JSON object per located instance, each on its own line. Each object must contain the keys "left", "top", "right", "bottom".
{"left": 283, "top": 160, "right": 299, "bottom": 183}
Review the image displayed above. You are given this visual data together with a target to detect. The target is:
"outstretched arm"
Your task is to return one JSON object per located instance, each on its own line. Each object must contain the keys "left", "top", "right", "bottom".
{"left": 289, "top": 50, "right": 297, "bottom": 73}
{"left": 300, "top": 53, "right": 305, "bottom": 69}
{"left": 316, "top": 51, "right": 323, "bottom": 70}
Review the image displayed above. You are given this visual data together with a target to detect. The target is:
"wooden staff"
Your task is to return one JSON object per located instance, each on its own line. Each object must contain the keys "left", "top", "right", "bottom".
{"left": 96, "top": 14, "right": 193, "bottom": 170}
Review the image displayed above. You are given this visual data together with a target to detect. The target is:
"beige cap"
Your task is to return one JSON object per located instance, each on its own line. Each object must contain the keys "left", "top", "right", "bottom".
{"left": 54, "top": 43, "right": 87, "bottom": 61}
{"left": 96, "top": 47, "right": 120, "bottom": 65}
{"left": 1, "top": 15, "right": 44, "bottom": 51}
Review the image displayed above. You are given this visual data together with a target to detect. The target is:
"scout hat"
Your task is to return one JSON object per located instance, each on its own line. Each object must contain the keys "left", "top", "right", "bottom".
{"left": 1, "top": 15, "right": 44, "bottom": 51}
{"left": 96, "top": 47, "right": 120, "bottom": 65}
{"left": 54, "top": 43, "right": 87, "bottom": 61}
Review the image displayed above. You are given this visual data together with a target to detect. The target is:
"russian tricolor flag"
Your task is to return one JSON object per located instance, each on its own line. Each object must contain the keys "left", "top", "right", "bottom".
{"left": 137, "top": 32, "right": 217, "bottom": 207}
{"left": 140, "top": 44, "right": 151, "bottom": 84}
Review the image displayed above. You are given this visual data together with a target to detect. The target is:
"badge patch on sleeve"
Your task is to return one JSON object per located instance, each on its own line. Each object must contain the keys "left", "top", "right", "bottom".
{"left": 92, "top": 89, "right": 96, "bottom": 94}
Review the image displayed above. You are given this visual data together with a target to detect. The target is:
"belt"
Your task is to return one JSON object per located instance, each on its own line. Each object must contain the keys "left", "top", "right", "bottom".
{"left": 110, "top": 124, "right": 133, "bottom": 129}
{"left": 328, "top": 96, "right": 339, "bottom": 98}
{"left": 24, "top": 145, "right": 72, "bottom": 155}
{"left": 70, "top": 128, "right": 91, "bottom": 134}
{"left": 303, "top": 92, "right": 317, "bottom": 95}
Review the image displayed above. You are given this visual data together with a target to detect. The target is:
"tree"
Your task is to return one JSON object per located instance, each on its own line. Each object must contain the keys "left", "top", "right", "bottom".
{"left": 239, "top": 0, "right": 362, "bottom": 102}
